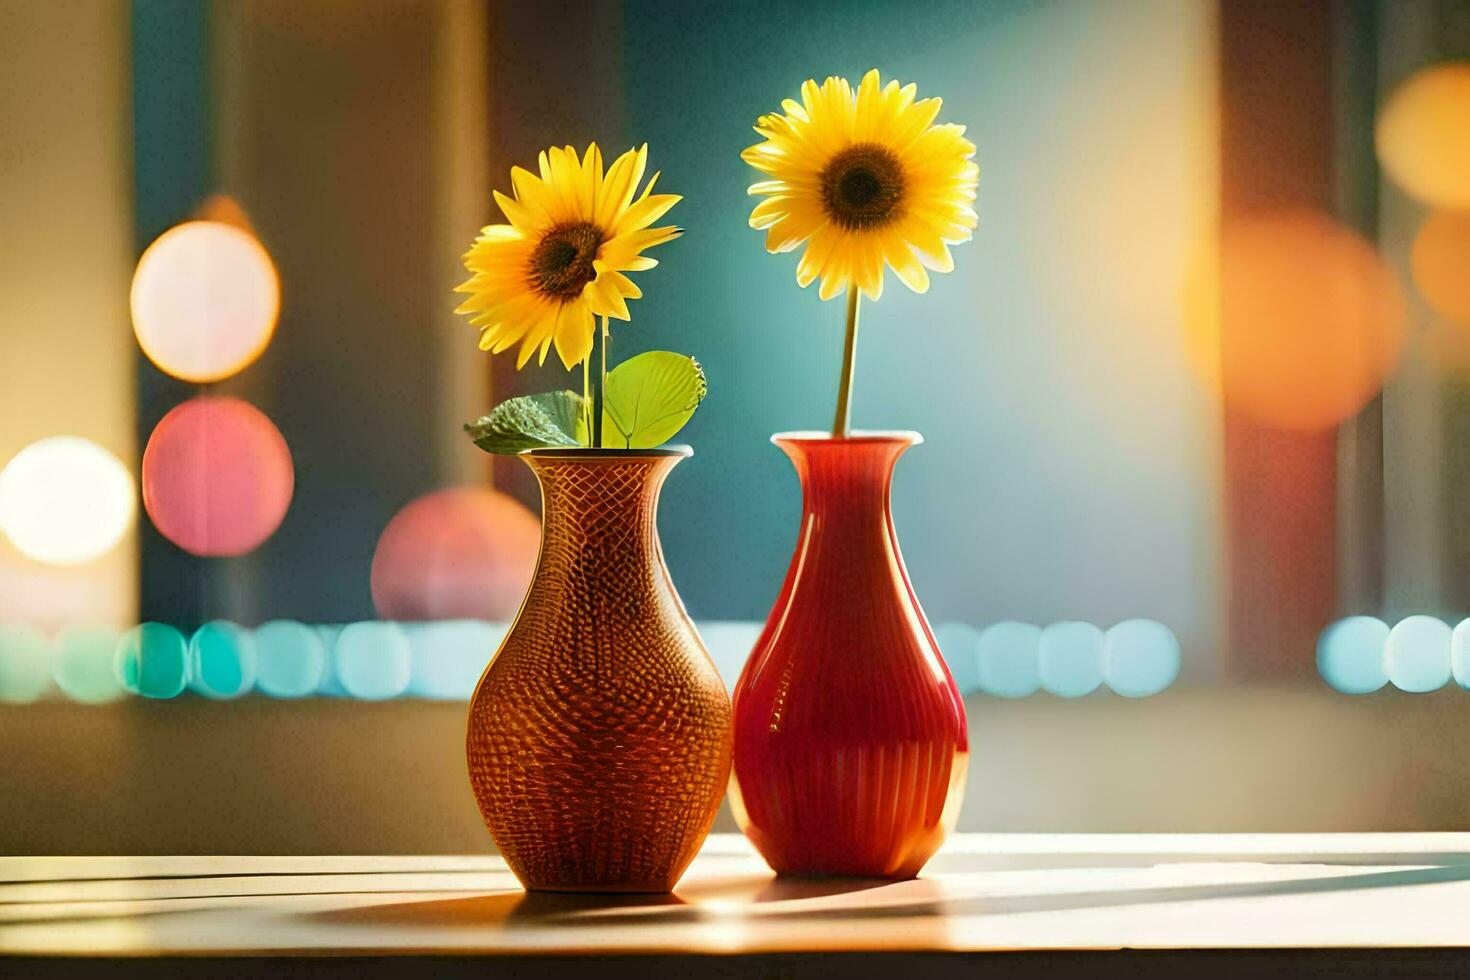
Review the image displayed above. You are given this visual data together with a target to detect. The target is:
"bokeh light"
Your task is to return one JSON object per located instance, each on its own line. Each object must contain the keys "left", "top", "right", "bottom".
{"left": 52, "top": 626, "right": 126, "bottom": 704}
{"left": 188, "top": 621, "right": 256, "bottom": 700}
{"left": 0, "top": 624, "right": 51, "bottom": 703}
{"left": 1103, "top": 619, "right": 1179, "bottom": 697}
{"left": 1411, "top": 210, "right": 1470, "bottom": 326}
{"left": 334, "top": 621, "right": 411, "bottom": 700}
{"left": 404, "top": 620, "right": 504, "bottom": 699}
{"left": 933, "top": 622, "right": 981, "bottom": 696}
{"left": 975, "top": 621, "right": 1042, "bottom": 698}
{"left": 1317, "top": 616, "right": 1390, "bottom": 694}
{"left": 0, "top": 437, "right": 135, "bottom": 566}
{"left": 370, "top": 487, "right": 539, "bottom": 621}
{"left": 115, "top": 622, "right": 189, "bottom": 699}
{"left": 1453, "top": 619, "right": 1470, "bottom": 690}
{"left": 1038, "top": 621, "right": 1105, "bottom": 698}
{"left": 254, "top": 620, "right": 326, "bottom": 698}
{"left": 1376, "top": 63, "right": 1470, "bottom": 210}
{"left": 1184, "top": 209, "right": 1406, "bottom": 431}
{"left": 142, "top": 396, "right": 294, "bottom": 557}
{"left": 1386, "top": 615, "right": 1451, "bottom": 693}
{"left": 314, "top": 625, "right": 347, "bottom": 696}
{"left": 130, "top": 220, "right": 280, "bottom": 383}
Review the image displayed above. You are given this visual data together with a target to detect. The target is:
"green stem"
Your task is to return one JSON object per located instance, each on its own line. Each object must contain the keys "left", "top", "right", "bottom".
{"left": 832, "top": 287, "right": 861, "bottom": 439}
{"left": 581, "top": 355, "right": 591, "bottom": 446}
{"left": 592, "top": 315, "right": 610, "bottom": 448}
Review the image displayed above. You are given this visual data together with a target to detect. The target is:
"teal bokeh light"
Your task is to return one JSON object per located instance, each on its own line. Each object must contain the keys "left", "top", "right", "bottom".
{"left": 189, "top": 621, "right": 256, "bottom": 700}
{"left": 976, "top": 621, "right": 1042, "bottom": 698}
{"left": 255, "top": 620, "right": 326, "bottom": 698}
{"left": 314, "top": 625, "right": 347, "bottom": 696}
{"left": 1386, "top": 615, "right": 1451, "bottom": 693}
{"left": 934, "top": 622, "right": 981, "bottom": 695}
{"left": 1104, "top": 619, "right": 1179, "bottom": 697}
{"left": 1317, "top": 616, "right": 1389, "bottom": 694}
{"left": 405, "top": 621, "right": 503, "bottom": 700}
{"left": 115, "top": 622, "right": 188, "bottom": 699}
{"left": 1038, "top": 621, "right": 1105, "bottom": 698}
{"left": 53, "top": 627, "right": 126, "bottom": 704}
{"left": 1453, "top": 619, "right": 1470, "bottom": 690}
{"left": 0, "top": 624, "right": 51, "bottom": 703}
{"left": 335, "top": 621, "right": 411, "bottom": 700}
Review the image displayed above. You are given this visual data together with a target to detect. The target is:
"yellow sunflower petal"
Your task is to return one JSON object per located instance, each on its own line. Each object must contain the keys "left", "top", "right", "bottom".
{"left": 596, "top": 147, "right": 636, "bottom": 228}
{"left": 553, "top": 298, "right": 595, "bottom": 369}
{"left": 883, "top": 231, "right": 930, "bottom": 294}
{"left": 764, "top": 208, "right": 821, "bottom": 253}
{"left": 749, "top": 196, "right": 792, "bottom": 229}
{"left": 608, "top": 270, "right": 642, "bottom": 300}
{"left": 493, "top": 190, "right": 539, "bottom": 232}
{"left": 586, "top": 274, "right": 632, "bottom": 321}
{"left": 614, "top": 192, "right": 681, "bottom": 235}
{"left": 795, "top": 225, "right": 838, "bottom": 288}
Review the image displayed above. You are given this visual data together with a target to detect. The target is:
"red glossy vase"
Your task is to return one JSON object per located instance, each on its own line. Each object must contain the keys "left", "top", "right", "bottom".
{"left": 730, "top": 431, "right": 969, "bottom": 878}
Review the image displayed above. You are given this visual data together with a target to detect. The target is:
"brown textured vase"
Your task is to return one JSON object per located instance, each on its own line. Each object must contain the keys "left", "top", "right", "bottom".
{"left": 466, "top": 446, "right": 732, "bottom": 893}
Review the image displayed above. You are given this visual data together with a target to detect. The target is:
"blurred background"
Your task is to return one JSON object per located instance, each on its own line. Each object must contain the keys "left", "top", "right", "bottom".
{"left": 3, "top": 0, "right": 1470, "bottom": 853}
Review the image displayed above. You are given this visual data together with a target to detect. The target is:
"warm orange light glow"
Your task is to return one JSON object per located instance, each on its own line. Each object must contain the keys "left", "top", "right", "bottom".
{"left": 1184, "top": 210, "right": 1407, "bottom": 431}
{"left": 371, "top": 487, "right": 540, "bottom": 621}
{"left": 130, "top": 220, "right": 280, "bottom": 383}
{"left": 1412, "top": 210, "right": 1470, "bottom": 326}
{"left": 142, "top": 397, "right": 294, "bottom": 557}
{"left": 1376, "top": 63, "right": 1470, "bottom": 209}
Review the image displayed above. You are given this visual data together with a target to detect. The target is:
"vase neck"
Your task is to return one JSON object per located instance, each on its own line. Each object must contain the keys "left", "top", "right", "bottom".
{"left": 521, "top": 451, "right": 685, "bottom": 574}
{"left": 775, "top": 432, "right": 918, "bottom": 521}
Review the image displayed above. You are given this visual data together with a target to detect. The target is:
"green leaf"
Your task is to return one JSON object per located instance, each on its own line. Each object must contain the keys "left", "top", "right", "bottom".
{"left": 601, "top": 351, "right": 707, "bottom": 449}
{"left": 464, "top": 390, "right": 589, "bottom": 455}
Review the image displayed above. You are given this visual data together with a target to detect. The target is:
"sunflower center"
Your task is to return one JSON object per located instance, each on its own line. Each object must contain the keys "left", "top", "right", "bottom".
{"left": 529, "top": 221, "right": 604, "bottom": 300}
{"left": 820, "top": 143, "right": 906, "bottom": 230}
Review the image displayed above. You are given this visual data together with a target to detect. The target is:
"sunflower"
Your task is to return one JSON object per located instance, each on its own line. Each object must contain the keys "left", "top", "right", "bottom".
{"left": 742, "top": 69, "right": 979, "bottom": 301}
{"left": 455, "top": 143, "right": 682, "bottom": 369}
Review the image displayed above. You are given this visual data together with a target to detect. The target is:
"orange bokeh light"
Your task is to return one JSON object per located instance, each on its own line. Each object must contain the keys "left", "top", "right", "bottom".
{"left": 371, "top": 487, "right": 540, "bottom": 622}
{"left": 1412, "top": 210, "right": 1470, "bottom": 326}
{"left": 1185, "top": 209, "right": 1407, "bottom": 432}
{"left": 1376, "top": 62, "right": 1470, "bottom": 209}
{"left": 131, "top": 220, "right": 281, "bottom": 383}
{"left": 142, "top": 397, "right": 294, "bottom": 557}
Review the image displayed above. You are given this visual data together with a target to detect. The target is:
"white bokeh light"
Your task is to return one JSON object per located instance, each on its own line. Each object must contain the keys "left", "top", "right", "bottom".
{"left": 130, "top": 220, "right": 280, "bottom": 383}
{"left": 0, "top": 437, "right": 135, "bottom": 566}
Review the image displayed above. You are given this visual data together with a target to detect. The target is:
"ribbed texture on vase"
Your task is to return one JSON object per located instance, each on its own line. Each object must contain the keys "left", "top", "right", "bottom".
{"left": 731, "top": 742, "right": 968, "bottom": 877}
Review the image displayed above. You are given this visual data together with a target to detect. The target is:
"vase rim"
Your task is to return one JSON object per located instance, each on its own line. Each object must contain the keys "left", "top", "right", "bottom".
{"left": 520, "top": 444, "right": 692, "bottom": 459}
{"left": 771, "top": 430, "right": 923, "bottom": 446}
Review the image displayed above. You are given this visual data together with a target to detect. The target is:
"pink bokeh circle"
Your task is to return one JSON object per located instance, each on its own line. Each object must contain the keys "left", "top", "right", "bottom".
{"left": 371, "top": 487, "right": 540, "bottom": 621}
{"left": 142, "top": 397, "right": 294, "bottom": 557}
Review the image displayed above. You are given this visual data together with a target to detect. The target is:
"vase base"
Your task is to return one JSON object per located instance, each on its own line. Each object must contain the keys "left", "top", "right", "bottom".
{"left": 520, "top": 881, "right": 677, "bottom": 895}
{"left": 774, "top": 868, "right": 919, "bottom": 883}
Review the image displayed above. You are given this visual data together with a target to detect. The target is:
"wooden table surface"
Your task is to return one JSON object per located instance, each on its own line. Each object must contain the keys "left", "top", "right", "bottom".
{"left": 7, "top": 834, "right": 1470, "bottom": 977}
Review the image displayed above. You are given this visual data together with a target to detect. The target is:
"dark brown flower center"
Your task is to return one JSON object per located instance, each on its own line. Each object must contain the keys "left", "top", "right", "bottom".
{"left": 528, "top": 221, "right": 604, "bottom": 300}
{"left": 820, "top": 143, "right": 906, "bottom": 230}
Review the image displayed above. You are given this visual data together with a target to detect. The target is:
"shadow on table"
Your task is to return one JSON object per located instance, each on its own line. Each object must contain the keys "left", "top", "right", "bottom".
{"left": 308, "top": 861, "right": 1470, "bottom": 930}
{"left": 310, "top": 873, "right": 896, "bottom": 927}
